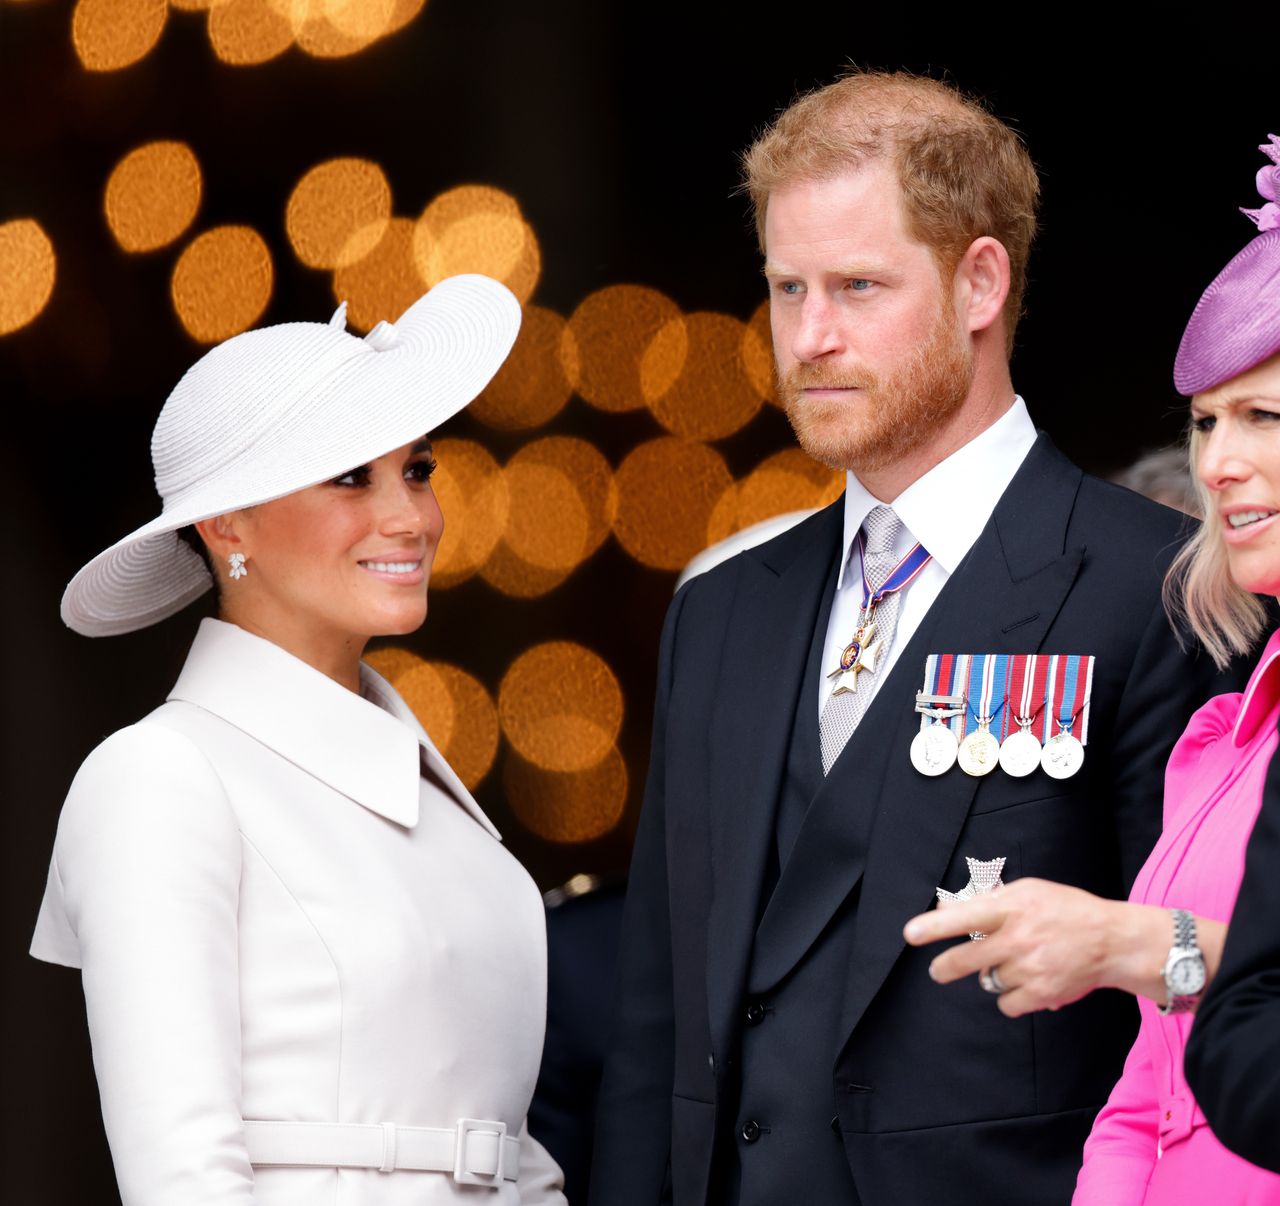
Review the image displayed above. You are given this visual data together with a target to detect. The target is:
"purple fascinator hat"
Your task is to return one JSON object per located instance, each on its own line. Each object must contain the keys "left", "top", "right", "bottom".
{"left": 1174, "top": 134, "right": 1280, "bottom": 396}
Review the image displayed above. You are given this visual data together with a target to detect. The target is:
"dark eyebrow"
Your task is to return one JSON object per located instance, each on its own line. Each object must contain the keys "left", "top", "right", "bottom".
{"left": 411, "top": 436, "right": 434, "bottom": 456}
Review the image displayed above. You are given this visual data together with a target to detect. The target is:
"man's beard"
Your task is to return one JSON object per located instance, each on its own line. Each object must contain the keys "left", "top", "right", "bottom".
{"left": 779, "top": 305, "right": 974, "bottom": 477}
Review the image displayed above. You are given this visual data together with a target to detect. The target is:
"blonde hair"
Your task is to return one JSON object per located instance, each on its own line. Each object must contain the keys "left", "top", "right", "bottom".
{"left": 741, "top": 70, "right": 1040, "bottom": 345}
{"left": 1162, "top": 427, "right": 1268, "bottom": 668}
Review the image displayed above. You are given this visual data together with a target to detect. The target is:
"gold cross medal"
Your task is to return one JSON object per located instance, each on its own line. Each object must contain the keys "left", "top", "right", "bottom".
{"left": 935, "top": 856, "right": 1007, "bottom": 940}
{"left": 827, "top": 620, "right": 882, "bottom": 696}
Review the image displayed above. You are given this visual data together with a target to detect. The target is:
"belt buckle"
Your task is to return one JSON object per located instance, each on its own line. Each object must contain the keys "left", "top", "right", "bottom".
{"left": 453, "top": 1117, "right": 508, "bottom": 1185}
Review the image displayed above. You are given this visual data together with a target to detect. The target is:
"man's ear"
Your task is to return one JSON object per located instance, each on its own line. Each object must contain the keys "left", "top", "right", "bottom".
{"left": 954, "top": 236, "right": 1011, "bottom": 335}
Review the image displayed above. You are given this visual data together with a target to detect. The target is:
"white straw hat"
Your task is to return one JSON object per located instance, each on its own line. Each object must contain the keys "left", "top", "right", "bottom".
{"left": 62, "top": 274, "right": 521, "bottom": 637}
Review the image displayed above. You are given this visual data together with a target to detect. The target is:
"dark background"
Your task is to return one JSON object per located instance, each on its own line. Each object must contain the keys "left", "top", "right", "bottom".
{"left": 1, "top": 1, "right": 1273, "bottom": 1198}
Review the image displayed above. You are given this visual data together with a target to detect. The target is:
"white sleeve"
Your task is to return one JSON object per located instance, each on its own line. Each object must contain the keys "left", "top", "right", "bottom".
{"left": 517, "top": 1119, "right": 568, "bottom": 1205}
{"left": 44, "top": 722, "right": 256, "bottom": 1206}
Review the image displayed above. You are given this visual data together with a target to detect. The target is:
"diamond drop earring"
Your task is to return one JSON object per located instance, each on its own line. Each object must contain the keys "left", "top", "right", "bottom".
{"left": 228, "top": 552, "right": 248, "bottom": 580}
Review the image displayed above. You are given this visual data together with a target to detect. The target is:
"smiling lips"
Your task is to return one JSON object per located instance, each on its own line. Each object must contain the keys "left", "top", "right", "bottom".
{"left": 1227, "top": 510, "right": 1278, "bottom": 529}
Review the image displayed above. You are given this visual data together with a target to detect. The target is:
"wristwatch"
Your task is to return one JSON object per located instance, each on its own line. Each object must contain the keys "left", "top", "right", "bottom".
{"left": 1159, "top": 907, "right": 1206, "bottom": 1016}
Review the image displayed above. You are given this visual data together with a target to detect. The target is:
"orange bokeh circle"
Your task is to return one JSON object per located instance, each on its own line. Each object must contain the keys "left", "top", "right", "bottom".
{"left": 569, "top": 284, "right": 682, "bottom": 413}
{"left": 72, "top": 0, "right": 167, "bottom": 70}
{"left": 504, "top": 746, "right": 628, "bottom": 844}
{"left": 470, "top": 305, "right": 578, "bottom": 430}
{"left": 613, "top": 437, "right": 734, "bottom": 571}
{"left": 104, "top": 141, "right": 202, "bottom": 253}
{"left": 331, "top": 216, "right": 422, "bottom": 333}
{"left": 429, "top": 439, "right": 510, "bottom": 588}
{"left": 286, "top": 158, "right": 391, "bottom": 269}
{"left": 735, "top": 448, "right": 845, "bottom": 531}
{"left": 170, "top": 225, "right": 273, "bottom": 343}
{"left": 0, "top": 219, "right": 56, "bottom": 336}
{"left": 413, "top": 185, "right": 540, "bottom": 304}
{"left": 498, "top": 642, "right": 623, "bottom": 773}
{"left": 644, "top": 311, "right": 764, "bottom": 440}
{"left": 743, "top": 298, "right": 779, "bottom": 406}
{"left": 206, "top": 0, "right": 294, "bottom": 64}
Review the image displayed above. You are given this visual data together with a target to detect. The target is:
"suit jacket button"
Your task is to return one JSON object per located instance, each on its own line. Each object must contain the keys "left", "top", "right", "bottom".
{"left": 745, "top": 1001, "right": 766, "bottom": 1025}
{"left": 741, "top": 1120, "right": 761, "bottom": 1143}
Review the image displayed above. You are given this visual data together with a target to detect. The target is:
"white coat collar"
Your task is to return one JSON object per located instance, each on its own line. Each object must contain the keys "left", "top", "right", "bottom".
{"left": 167, "top": 618, "right": 501, "bottom": 839}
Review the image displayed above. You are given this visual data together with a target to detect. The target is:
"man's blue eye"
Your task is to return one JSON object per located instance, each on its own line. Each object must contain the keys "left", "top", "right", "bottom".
{"left": 850, "top": 279, "right": 872, "bottom": 291}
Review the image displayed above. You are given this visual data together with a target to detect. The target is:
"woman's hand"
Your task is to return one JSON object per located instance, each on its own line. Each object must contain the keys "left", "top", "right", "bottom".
{"left": 902, "top": 879, "right": 1183, "bottom": 1017}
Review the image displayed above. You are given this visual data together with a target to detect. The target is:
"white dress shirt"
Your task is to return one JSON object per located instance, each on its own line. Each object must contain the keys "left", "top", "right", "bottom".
{"left": 819, "top": 397, "right": 1038, "bottom": 717}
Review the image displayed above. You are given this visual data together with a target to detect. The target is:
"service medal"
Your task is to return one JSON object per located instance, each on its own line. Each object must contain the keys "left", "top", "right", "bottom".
{"left": 998, "top": 728, "right": 1042, "bottom": 777}
{"left": 1041, "top": 730, "right": 1085, "bottom": 779}
{"left": 911, "top": 723, "right": 959, "bottom": 776}
{"left": 958, "top": 728, "right": 1000, "bottom": 776}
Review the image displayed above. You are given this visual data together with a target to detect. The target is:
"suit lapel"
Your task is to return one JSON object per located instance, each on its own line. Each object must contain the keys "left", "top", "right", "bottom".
{"left": 748, "top": 437, "right": 1086, "bottom": 1012}
{"left": 705, "top": 502, "right": 842, "bottom": 1057}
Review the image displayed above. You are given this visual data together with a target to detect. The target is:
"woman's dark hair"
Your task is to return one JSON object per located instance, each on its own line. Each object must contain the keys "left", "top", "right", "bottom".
{"left": 176, "top": 525, "right": 220, "bottom": 596}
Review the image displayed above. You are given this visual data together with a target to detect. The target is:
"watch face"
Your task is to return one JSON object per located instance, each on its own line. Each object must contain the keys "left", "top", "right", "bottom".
{"left": 1169, "top": 953, "right": 1206, "bottom": 995}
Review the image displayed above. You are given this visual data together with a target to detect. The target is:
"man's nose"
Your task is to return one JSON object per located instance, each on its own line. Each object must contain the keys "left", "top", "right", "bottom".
{"left": 790, "top": 294, "right": 844, "bottom": 362}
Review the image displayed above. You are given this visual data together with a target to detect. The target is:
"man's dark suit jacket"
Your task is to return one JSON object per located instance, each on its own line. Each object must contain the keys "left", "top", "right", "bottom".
{"left": 1185, "top": 716, "right": 1280, "bottom": 1174}
{"left": 590, "top": 435, "right": 1232, "bottom": 1206}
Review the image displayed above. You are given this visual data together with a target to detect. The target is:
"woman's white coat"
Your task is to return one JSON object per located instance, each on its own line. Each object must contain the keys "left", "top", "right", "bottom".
{"left": 32, "top": 618, "right": 566, "bottom": 1205}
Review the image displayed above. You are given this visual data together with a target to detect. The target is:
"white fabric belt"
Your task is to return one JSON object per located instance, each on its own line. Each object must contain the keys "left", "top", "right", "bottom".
{"left": 243, "top": 1118, "right": 520, "bottom": 1185}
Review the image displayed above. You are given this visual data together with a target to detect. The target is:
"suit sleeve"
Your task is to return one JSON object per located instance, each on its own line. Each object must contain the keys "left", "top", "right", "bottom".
{"left": 588, "top": 586, "right": 690, "bottom": 1206}
{"left": 32, "top": 723, "right": 256, "bottom": 1205}
{"left": 1071, "top": 1028, "right": 1159, "bottom": 1204}
{"left": 1104, "top": 593, "right": 1233, "bottom": 891}
{"left": 1184, "top": 721, "right": 1280, "bottom": 1173}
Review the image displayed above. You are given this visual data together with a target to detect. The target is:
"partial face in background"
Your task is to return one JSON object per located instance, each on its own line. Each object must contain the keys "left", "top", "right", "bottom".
{"left": 1193, "top": 351, "right": 1280, "bottom": 594}
{"left": 764, "top": 163, "right": 974, "bottom": 476}
{"left": 220, "top": 436, "right": 442, "bottom": 646}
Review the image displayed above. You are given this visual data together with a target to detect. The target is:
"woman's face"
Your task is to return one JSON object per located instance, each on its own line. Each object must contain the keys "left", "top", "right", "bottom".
{"left": 1193, "top": 351, "right": 1280, "bottom": 594}
{"left": 220, "top": 436, "right": 442, "bottom": 649}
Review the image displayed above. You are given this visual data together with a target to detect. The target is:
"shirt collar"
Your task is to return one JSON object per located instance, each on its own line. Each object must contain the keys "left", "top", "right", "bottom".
{"left": 167, "top": 618, "right": 501, "bottom": 838}
{"left": 836, "top": 396, "right": 1038, "bottom": 589}
{"left": 1233, "top": 628, "right": 1280, "bottom": 747}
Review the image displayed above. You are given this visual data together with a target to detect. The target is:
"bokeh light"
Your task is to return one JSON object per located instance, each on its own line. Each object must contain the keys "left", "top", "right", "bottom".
{"left": 734, "top": 448, "right": 845, "bottom": 531}
{"left": 498, "top": 642, "right": 623, "bottom": 772}
{"left": 170, "top": 225, "right": 273, "bottom": 343}
{"left": 470, "top": 305, "right": 578, "bottom": 430}
{"left": 504, "top": 746, "right": 628, "bottom": 843}
{"left": 168, "top": 0, "right": 221, "bottom": 11}
{"left": 294, "top": 0, "right": 393, "bottom": 59}
{"left": 743, "top": 299, "right": 779, "bottom": 406}
{"left": 568, "top": 284, "right": 681, "bottom": 413}
{"left": 644, "top": 311, "right": 764, "bottom": 439}
{"left": 207, "top": 0, "right": 294, "bottom": 65}
{"left": 331, "top": 216, "right": 421, "bottom": 332}
{"left": 365, "top": 648, "right": 500, "bottom": 790}
{"left": 429, "top": 439, "right": 510, "bottom": 588}
{"left": 481, "top": 437, "right": 616, "bottom": 598}
{"left": 72, "top": 0, "right": 167, "bottom": 70}
{"left": 104, "top": 141, "right": 202, "bottom": 253}
{"left": 613, "top": 437, "right": 733, "bottom": 571}
{"left": 413, "top": 185, "right": 540, "bottom": 304}
{"left": 0, "top": 220, "right": 56, "bottom": 337}
{"left": 286, "top": 158, "right": 391, "bottom": 269}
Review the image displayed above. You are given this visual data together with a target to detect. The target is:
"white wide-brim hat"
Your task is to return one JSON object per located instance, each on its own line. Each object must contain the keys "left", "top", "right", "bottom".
{"left": 62, "top": 274, "right": 521, "bottom": 637}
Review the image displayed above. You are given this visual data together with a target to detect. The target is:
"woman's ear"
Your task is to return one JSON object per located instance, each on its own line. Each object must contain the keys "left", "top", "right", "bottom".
{"left": 193, "top": 513, "right": 245, "bottom": 563}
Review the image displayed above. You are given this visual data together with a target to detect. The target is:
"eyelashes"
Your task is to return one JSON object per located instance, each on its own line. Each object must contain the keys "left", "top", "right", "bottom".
{"left": 330, "top": 458, "right": 437, "bottom": 488}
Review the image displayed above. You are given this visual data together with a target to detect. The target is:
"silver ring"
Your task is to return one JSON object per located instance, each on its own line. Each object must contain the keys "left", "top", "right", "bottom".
{"left": 979, "top": 966, "right": 1007, "bottom": 995}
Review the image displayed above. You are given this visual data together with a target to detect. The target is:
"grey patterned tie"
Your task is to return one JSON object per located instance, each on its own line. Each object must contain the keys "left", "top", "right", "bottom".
{"left": 819, "top": 505, "right": 907, "bottom": 775}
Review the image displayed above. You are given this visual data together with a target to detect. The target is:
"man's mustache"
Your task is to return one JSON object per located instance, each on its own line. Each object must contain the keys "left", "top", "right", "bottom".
{"left": 779, "top": 364, "right": 879, "bottom": 393}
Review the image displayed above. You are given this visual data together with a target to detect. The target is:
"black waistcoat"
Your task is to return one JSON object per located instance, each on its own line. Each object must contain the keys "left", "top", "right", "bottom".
{"left": 725, "top": 560, "right": 865, "bottom": 1206}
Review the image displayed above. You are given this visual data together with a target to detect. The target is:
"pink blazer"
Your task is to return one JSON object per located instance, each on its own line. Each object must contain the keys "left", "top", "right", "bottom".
{"left": 1074, "top": 630, "right": 1280, "bottom": 1205}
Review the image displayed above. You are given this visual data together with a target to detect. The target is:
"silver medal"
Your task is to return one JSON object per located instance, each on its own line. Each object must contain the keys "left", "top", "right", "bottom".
{"left": 1041, "top": 730, "right": 1085, "bottom": 779}
{"left": 957, "top": 728, "right": 1000, "bottom": 777}
{"left": 999, "top": 728, "right": 1043, "bottom": 778}
{"left": 911, "top": 723, "right": 959, "bottom": 776}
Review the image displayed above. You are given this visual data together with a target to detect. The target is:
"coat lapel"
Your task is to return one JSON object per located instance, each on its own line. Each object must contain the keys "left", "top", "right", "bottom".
{"left": 705, "top": 502, "right": 842, "bottom": 1057}
{"left": 747, "top": 437, "right": 1086, "bottom": 1011}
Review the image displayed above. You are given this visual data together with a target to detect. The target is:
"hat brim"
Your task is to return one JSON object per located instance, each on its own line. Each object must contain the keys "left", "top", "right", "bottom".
{"left": 62, "top": 274, "right": 521, "bottom": 636}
